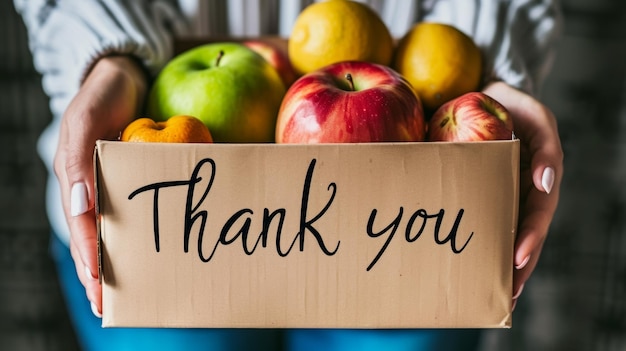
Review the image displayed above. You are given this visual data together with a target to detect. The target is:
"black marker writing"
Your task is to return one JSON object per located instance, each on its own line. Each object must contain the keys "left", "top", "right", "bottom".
{"left": 366, "top": 207, "right": 474, "bottom": 271}
{"left": 128, "top": 158, "right": 340, "bottom": 262}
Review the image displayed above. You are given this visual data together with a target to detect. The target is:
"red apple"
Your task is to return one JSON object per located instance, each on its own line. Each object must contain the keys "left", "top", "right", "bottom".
{"left": 427, "top": 92, "right": 513, "bottom": 142}
{"left": 243, "top": 40, "right": 298, "bottom": 87}
{"left": 276, "top": 61, "right": 426, "bottom": 143}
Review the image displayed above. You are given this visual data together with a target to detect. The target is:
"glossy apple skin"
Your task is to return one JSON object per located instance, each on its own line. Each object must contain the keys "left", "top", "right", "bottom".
{"left": 427, "top": 92, "right": 513, "bottom": 142}
{"left": 276, "top": 61, "right": 426, "bottom": 143}
{"left": 243, "top": 40, "right": 298, "bottom": 87}
{"left": 147, "top": 42, "right": 286, "bottom": 143}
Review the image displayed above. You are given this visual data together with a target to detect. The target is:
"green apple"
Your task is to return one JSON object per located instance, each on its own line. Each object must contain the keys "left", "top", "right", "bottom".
{"left": 147, "top": 42, "right": 286, "bottom": 142}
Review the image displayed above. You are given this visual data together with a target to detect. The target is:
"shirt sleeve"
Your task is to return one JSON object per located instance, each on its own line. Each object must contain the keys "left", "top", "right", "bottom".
{"left": 422, "top": 0, "right": 562, "bottom": 96}
{"left": 13, "top": 0, "right": 190, "bottom": 118}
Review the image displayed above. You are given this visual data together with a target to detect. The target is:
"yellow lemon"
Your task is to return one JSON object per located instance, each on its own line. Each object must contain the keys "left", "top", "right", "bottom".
{"left": 393, "top": 22, "right": 482, "bottom": 112}
{"left": 288, "top": 0, "right": 393, "bottom": 75}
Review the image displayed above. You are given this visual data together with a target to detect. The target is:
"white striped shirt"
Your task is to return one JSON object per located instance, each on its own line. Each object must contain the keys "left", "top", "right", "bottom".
{"left": 14, "top": 0, "right": 561, "bottom": 244}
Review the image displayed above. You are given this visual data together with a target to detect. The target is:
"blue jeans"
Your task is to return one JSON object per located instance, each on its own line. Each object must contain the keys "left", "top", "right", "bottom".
{"left": 50, "top": 234, "right": 481, "bottom": 351}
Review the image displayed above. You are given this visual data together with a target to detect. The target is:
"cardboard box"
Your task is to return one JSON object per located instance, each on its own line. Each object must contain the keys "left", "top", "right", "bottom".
{"left": 95, "top": 139, "right": 519, "bottom": 328}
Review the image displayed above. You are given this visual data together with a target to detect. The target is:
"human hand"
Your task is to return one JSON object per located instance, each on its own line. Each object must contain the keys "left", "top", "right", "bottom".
{"left": 53, "top": 56, "right": 147, "bottom": 317}
{"left": 482, "top": 81, "right": 563, "bottom": 310}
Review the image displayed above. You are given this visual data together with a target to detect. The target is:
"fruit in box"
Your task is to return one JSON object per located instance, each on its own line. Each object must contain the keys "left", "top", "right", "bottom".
{"left": 393, "top": 22, "right": 483, "bottom": 112}
{"left": 288, "top": 0, "right": 393, "bottom": 75}
{"left": 276, "top": 61, "right": 426, "bottom": 143}
{"left": 427, "top": 92, "right": 513, "bottom": 142}
{"left": 147, "top": 42, "right": 286, "bottom": 143}
{"left": 121, "top": 115, "right": 213, "bottom": 143}
{"left": 243, "top": 40, "right": 298, "bottom": 88}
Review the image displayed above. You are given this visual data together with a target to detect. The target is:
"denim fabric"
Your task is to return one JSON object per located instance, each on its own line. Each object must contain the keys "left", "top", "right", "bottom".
{"left": 50, "top": 234, "right": 480, "bottom": 351}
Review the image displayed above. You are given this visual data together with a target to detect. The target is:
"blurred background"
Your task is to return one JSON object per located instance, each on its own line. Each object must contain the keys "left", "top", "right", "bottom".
{"left": 1, "top": 1, "right": 625, "bottom": 350}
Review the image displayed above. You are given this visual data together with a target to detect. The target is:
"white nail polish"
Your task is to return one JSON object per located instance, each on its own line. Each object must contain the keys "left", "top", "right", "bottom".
{"left": 513, "top": 283, "right": 525, "bottom": 299}
{"left": 516, "top": 255, "right": 530, "bottom": 270}
{"left": 85, "top": 265, "right": 97, "bottom": 281}
{"left": 90, "top": 301, "right": 102, "bottom": 318}
{"left": 71, "top": 182, "right": 88, "bottom": 217}
{"left": 541, "top": 167, "right": 555, "bottom": 194}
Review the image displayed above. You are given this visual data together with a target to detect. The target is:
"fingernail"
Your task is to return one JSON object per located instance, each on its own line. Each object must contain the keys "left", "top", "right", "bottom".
{"left": 541, "top": 167, "right": 555, "bottom": 194}
{"left": 516, "top": 255, "right": 530, "bottom": 270}
{"left": 513, "top": 283, "right": 525, "bottom": 299}
{"left": 90, "top": 301, "right": 102, "bottom": 318}
{"left": 85, "top": 265, "right": 97, "bottom": 281}
{"left": 71, "top": 182, "right": 88, "bottom": 217}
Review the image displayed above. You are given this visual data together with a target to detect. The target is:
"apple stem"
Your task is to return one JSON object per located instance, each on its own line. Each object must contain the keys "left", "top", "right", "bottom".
{"left": 216, "top": 50, "right": 224, "bottom": 67}
{"left": 345, "top": 73, "right": 355, "bottom": 91}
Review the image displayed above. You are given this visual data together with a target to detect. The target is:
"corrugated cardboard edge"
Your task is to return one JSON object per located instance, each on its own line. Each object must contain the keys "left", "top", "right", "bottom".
{"left": 94, "top": 144, "right": 103, "bottom": 284}
{"left": 505, "top": 136, "right": 521, "bottom": 328}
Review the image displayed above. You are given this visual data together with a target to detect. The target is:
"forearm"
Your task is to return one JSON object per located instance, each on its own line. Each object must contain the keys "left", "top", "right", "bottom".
{"left": 14, "top": 0, "right": 188, "bottom": 119}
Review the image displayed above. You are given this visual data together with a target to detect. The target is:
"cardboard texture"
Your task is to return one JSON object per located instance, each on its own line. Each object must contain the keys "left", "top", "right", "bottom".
{"left": 95, "top": 140, "right": 519, "bottom": 328}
